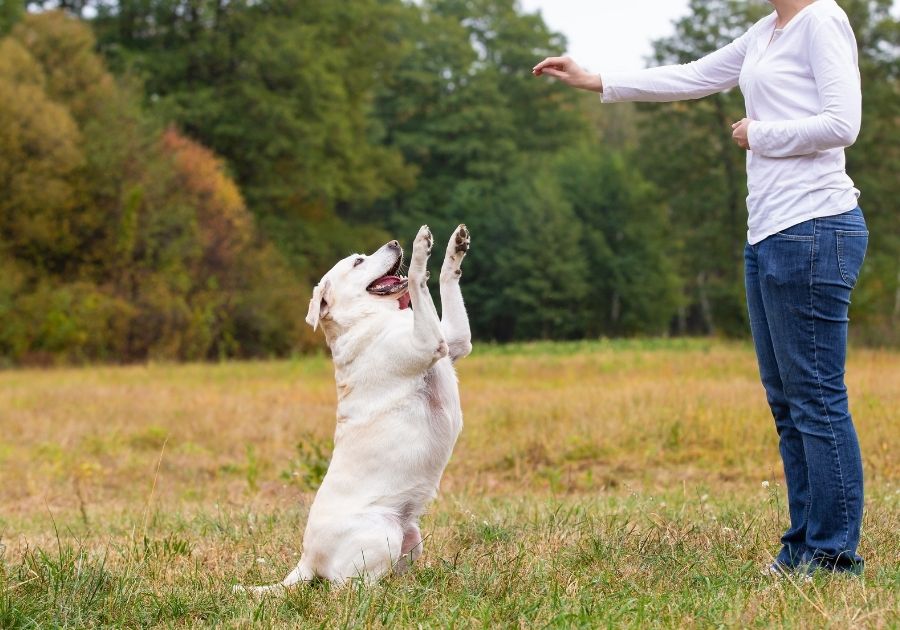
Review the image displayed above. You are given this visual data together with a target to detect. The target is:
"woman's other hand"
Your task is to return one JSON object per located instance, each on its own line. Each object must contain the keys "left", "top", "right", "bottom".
{"left": 532, "top": 56, "right": 603, "bottom": 92}
{"left": 732, "top": 118, "right": 754, "bottom": 150}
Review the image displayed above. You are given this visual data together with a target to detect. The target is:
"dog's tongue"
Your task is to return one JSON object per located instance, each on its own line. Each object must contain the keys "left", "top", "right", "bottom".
{"left": 372, "top": 276, "right": 411, "bottom": 310}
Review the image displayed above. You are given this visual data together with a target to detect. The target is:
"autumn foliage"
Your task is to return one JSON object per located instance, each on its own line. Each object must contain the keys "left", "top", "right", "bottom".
{"left": 0, "top": 12, "right": 310, "bottom": 364}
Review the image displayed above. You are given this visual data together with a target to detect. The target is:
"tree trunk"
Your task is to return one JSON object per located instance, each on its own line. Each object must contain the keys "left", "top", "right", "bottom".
{"left": 894, "top": 268, "right": 900, "bottom": 324}
{"left": 611, "top": 291, "right": 621, "bottom": 327}
{"left": 697, "top": 272, "right": 716, "bottom": 335}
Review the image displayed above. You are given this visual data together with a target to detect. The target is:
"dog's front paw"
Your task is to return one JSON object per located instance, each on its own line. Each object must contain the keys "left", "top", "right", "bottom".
{"left": 442, "top": 224, "right": 469, "bottom": 281}
{"left": 413, "top": 225, "right": 433, "bottom": 257}
{"left": 452, "top": 224, "right": 470, "bottom": 255}
{"left": 410, "top": 225, "right": 433, "bottom": 281}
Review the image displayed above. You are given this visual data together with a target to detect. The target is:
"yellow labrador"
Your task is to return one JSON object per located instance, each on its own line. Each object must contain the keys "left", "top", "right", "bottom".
{"left": 239, "top": 225, "right": 471, "bottom": 593}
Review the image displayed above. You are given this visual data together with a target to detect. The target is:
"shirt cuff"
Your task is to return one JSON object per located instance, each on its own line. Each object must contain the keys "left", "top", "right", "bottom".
{"left": 747, "top": 120, "right": 762, "bottom": 153}
{"left": 599, "top": 71, "right": 629, "bottom": 103}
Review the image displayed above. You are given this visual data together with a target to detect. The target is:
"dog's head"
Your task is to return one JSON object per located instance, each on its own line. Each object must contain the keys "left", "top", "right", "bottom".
{"left": 305, "top": 240, "right": 411, "bottom": 333}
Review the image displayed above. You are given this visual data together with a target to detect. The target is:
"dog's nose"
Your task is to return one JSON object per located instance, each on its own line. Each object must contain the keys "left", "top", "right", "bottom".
{"left": 388, "top": 240, "right": 400, "bottom": 249}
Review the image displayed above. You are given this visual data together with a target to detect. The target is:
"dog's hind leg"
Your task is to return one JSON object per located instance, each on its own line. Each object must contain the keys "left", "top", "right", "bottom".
{"left": 440, "top": 224, "right": 472, "bottom": 362}
{"left": 328, "top": 522, "right": 404, "bottom": 585}
{"left": 394, "top": 522, "right": 423, "bottom": 575}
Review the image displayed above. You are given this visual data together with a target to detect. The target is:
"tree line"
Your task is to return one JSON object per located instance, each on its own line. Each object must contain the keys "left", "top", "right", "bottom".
{"left": 0, "top": 0, "right": 897, "bottom": 364}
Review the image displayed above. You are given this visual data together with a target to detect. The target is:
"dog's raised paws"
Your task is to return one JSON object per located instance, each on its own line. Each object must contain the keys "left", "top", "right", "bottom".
{"left": 410, "top": 225, "right": 433, "bottom": 282}
{"left": 414, "top": 225, "right": 433, "bottom": 255}
{"left": 442, "top": 224, "right": 469, "bottom": 282}
{"left": 453, "top": 224, "right": 470, "bottom": 253}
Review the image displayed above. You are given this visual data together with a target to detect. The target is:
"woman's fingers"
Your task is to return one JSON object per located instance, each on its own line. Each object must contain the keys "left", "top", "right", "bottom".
{"left": 533, "top": 56, "right": 601, "bottom": 92}
{"left": 540, "top": 67, "right": 566, "bottom": 78}
{"left": 730, "top": 117, "right": 752, "bottom": 150}
{"left": 533, "top": 56, "right": 565, "bottom": 71}
{"left": 533, "top": 56, "right": 569, "bottom": 75}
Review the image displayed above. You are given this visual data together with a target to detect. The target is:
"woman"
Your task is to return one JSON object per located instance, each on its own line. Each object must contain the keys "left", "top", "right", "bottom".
{"left": 534, "top": 0, "right": 867, "bottom": 576}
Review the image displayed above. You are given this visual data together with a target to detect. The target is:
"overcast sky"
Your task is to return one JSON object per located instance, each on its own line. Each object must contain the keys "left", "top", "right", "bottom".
{"left": 520, "top": 0, "right": 694, "bottom": 72}
{"left": 520, "top": 0, "right": 899, "bottom": 73}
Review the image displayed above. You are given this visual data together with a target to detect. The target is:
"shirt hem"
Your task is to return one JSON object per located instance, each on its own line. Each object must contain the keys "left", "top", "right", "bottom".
{"left": 746, "top": 201, "right": 860, "bottom": 245}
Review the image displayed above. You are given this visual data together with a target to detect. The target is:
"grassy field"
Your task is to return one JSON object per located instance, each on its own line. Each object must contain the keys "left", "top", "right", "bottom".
{"left": 1, "top": 339, "right": 898, "bottom": 628}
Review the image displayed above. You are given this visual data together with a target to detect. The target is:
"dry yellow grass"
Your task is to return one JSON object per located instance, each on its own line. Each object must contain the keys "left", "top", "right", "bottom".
{"left": 2, "top": 339, "right": 896, "bottom": 520}
{"left": 1, "top": 339, "right": 898, "bottom": 627}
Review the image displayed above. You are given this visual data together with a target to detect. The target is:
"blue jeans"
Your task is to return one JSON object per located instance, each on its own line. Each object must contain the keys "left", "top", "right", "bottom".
{"left": 744, "top": 207, "right": 868, "bottom": 574}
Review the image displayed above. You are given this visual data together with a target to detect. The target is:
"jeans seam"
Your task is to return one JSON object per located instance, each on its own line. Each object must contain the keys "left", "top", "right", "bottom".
{"left": 776, "top": 232, "right": 814, "bottom": 242}
{"left": 835, "top": 231, "right": 869, "bottom": 287}
{"left": 836, "top": 232, "right": 847, "bottom": 285}
{"left": 810, "top": 219, "right": 851, "bottom": 554}
{"left": 802, "top": 228, "right": 815, "bottom": 549}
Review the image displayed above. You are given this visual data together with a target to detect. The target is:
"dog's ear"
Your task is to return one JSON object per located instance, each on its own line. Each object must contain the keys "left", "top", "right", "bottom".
{"left": 305, "top": 279, "right": 332, "bottom": 331}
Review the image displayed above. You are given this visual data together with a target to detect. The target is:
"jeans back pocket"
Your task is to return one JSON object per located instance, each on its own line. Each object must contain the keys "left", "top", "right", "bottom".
{"left": 835, "top": 230, "right": 869, "bottom": 288}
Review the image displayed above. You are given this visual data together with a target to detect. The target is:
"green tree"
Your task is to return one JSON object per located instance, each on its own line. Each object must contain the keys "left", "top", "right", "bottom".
{"left": 489, "top": 174, "right": 589, "bottom": 340}
{"left": 371, "top": 0, "right": 597, "bottom": 340}
{"left": 636, "top": 0, "right": 768, "bottom": 336}
{"left": 92, "top": 0, "right": 414, "bottom": 280}
{"left": 0, "top": 0, "right": 24, "bottom": 34}
{"left": 555, "top": 146, "right": 681, "bottom": 336}
{"left": 839, "top": 0, "right": 900, "bottom": 343}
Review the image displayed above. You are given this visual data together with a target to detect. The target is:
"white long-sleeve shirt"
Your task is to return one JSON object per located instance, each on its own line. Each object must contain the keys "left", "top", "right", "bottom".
{"left": 600, "top": 0, "right": 861, "bottom": 245}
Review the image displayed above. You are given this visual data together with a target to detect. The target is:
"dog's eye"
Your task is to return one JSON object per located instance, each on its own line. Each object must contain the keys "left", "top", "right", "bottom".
{"left": 353, "top": 257, "right": 364, "bottom": 267}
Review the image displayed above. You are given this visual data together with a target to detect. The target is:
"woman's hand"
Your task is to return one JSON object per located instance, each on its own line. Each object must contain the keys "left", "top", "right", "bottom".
{"left": 532, "top": 56, "right": 603, "bottom": 92}
{"left": 731, "top": 118, "right": 754, "bottom": 150}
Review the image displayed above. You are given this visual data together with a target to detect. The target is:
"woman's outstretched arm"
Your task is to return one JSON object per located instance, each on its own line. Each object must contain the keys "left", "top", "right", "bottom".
{"left": 533, "top": 28, "right": 754, "bottom": 103}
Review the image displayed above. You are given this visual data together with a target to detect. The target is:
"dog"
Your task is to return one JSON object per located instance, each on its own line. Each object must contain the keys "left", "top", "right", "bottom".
{"left": 238, "top": 224, "right": 471, "bottom": 593}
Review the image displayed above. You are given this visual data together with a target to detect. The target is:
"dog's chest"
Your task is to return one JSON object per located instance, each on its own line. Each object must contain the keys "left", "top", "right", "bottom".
{"left": 422, "top": 368, "right": 443, "bottom": 416}
{"left": 421, "top": 362, "right": 462, "bottom": 439}
{"left": 332, "top": 362, "right": 460, "bottom": 440}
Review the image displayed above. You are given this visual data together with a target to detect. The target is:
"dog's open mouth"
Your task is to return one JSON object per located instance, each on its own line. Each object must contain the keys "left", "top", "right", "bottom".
{"left": 366, "top": 254, "right": 411, "bottom": 309}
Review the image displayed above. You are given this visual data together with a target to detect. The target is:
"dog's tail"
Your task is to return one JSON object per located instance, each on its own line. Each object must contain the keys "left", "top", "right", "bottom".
{"left": 233, "top": 562, "right": 312, "bottom": 597}
{"left": 232, "top": 582, "right": 284, "bottom": 597}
